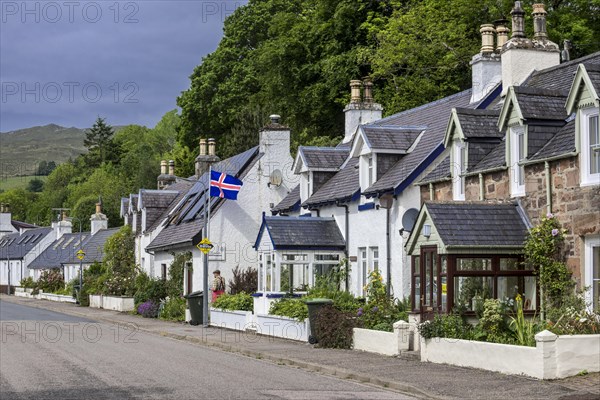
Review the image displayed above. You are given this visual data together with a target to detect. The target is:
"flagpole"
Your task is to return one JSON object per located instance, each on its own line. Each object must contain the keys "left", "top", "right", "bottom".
{"left": 202, "top": 166, "right": 210, "bottom": 327}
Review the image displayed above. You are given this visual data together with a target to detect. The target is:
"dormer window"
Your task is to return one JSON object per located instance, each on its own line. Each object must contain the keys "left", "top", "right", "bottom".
{"left": 581, "top": 108, "right": 600, "bottom": 186}
{"left": 453, "top": 141, "right": 466, "bottom": 201}
{"left": 510, "top": 126, "right": 526, "bottom": 197}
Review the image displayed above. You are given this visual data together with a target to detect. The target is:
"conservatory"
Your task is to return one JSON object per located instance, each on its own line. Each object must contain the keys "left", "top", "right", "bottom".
{"left": 253, "top": 215, "right": 346, "bottom": 314}
{"left": 406, "top": 202, "right": 537, "bottom": 320}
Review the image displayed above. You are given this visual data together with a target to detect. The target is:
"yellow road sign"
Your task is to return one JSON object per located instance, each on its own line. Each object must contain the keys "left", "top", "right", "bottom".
{"left": 196, "top": 238, "right": 213, "bottom": 254}
{"left": 76, "top": 249, "right": 85, "bottom": 260}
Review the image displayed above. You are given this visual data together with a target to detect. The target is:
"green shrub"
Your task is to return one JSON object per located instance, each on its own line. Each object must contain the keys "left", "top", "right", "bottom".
{"left": 36, "top": 269, "right": 64, "bottom": 293}
{"left": 79, "top": 261, "right": 107, "bottom": 306}
{"left": 269, "top": 298, "right": 308, "bottom": 321}
{"left": 159, "top": 297, "right": 186, "bottom": 321}
{"left": 312, "top": 305, "right": 355, "bottom": 349}
{"left": 166, "top": 252, "right": 191, "bottom": 298}
{"left": 228, "top": 266, "right": 257, "bottom": 295}
{"left": 212, "top": 292, "right": 253, "bottom": 311}
{"left": 20, "top": 277, "right": 35, "bottom": 289}
{"left": 356, "top": 270, "right": 408, "bottom": 331}
{"left": 418, "top": 314, "right": 473, "bottom": 340}
{"left": 134, "top": 272, "right": 167, "bottom": 306}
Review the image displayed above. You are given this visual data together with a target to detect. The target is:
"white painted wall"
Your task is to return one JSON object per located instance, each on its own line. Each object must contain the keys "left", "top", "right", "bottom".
{"left": 501, "top": 48, "right": 560, "bottom": 96}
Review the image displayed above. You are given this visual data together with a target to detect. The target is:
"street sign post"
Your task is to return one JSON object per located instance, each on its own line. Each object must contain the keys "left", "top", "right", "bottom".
{"left": 196, "top": 238, "right": 213, "bottom": 254}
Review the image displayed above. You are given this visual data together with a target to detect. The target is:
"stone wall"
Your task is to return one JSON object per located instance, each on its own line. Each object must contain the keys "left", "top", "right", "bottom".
{"left": 419, "top": 180, "right": 453, "bottom": 202}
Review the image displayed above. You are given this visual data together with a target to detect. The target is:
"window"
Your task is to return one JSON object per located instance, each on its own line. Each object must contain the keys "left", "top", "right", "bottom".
{"left": 368, "top": 156, "right": 374, "bottom": 186}
{"left": 161, "top": 264, "right": 167, "bottom": 280}
{"left": 584, "top": 236, "right": 600, "bottom": 313}
{"left": 412, "top": 256, "right": 421, "bottom": 310}
{"left": 581, "top": 108, "right": 600, "bottom": 186}
{"left": 313, "top": 253, "right": 340, "bottom": 284}
{"left": 510, "top": 126, "right": 526, "bottom": 196}
{"left": 453, "top": 141, "right": 466, "bottom": 201}
{"left": 307, "top": 172, "right": 311, "bottom": 197}
{"left": 370, "top": 247, "right": 379, "bottom": 271}
{"left": 358, "top": 246, "right": 379, "bottom": 295}
{"left": 280, "top": 253, "right": 309, "bottom": 293}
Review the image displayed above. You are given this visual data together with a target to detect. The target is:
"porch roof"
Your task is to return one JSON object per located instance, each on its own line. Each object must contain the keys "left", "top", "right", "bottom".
{"left": 254, "top": 215, "right": 346, "bottom": 251}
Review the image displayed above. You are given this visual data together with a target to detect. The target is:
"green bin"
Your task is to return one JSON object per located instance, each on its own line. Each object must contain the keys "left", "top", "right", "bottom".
{"left": 305, "top": 298, "right": 333, "bottom": 344}
{"left": 184, "top": 291, "right": 204, "bottom": 326}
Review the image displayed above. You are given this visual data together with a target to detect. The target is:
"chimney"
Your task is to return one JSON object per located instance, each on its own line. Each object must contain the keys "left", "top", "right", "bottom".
{"left": 168, "top": 160, "right": 175, "bottom": 176}
{"left": 55, "top": 211, "right": 72, "bottom": 239}
{"left": 157, "top": 160, "right": 175, "bottom": 190}
{"left": 343, "top": 79, "right": 383, "bottom": 143}
{"left": 259, "top": 113, "right": 291, "bottom": 171}
{"left": 90, "top": 201, "right": 108, "bottom": 235}
{"left": 0, "top": 203, "right": 12, "bottom": 237}
{"left": 532, "top": 3, "right": 548, "bottom": 41}
{"left": 195, "top": 138, "right": 220, "bottom": 177}
{"left": 470, "top": 24, "right": 502, "bottom": 104}
{"left": 561, "top": 40, "right": 571, "bottom": 62}
{"left": 160, "top": 160, "right": 167, "bottom": 175}
{"left": 500, "top": 1, "right": 559, "bottom": 95}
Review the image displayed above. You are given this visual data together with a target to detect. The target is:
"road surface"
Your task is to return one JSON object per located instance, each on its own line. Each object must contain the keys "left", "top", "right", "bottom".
{"left": 0, "top": 299, "right": 414, "bottom": 399}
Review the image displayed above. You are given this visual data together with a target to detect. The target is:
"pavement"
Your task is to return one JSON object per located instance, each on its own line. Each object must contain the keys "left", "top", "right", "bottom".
{"left": 1, "top": 294, "right": 599, "bottom": 400}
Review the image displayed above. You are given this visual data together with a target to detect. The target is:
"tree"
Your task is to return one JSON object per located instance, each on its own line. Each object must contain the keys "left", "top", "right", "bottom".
{"left": 84, "top": 117, "right": 116, "bottom": 165}
{"left": 26, "top": 178, "right": 44, "bottom": 193}
{"left": 0, "top": 189, "right": 35, "bottom": 221}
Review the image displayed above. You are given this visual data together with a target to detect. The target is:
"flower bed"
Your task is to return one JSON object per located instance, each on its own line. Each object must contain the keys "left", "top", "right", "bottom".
{"left": 420, "top": 330, "right": 600, "bottom": 379}
{"left": 210, "top": 308, "right": 253, "bottom": 331}
{"left": 255, "top": 314, "right": 309, "bottom": 342}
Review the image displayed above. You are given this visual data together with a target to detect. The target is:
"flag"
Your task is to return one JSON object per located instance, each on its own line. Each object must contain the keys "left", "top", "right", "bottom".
{"left": 210, "top": 170, "right": 243, "bottom": 200}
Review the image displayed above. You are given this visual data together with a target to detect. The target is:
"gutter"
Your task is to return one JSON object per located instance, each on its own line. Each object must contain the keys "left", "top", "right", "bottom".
{"left": 521, "top": 151, "right": 577, "bottom": 166}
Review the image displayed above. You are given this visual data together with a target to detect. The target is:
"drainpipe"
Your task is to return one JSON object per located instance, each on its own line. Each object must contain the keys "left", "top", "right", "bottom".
{"left": 336, "top": 202, "right": 350, "bottom": 292}
{"left": 545, "top": 161, "right": 552, "bottom": 214}
{"left": 479, "top": 173, "right": 484, "bottom": 201}
{"left": 429, "top": 183, "right": 434, "bottom": 201}
{"left": 386, "top": 206, "right": 391, "bottom": 298}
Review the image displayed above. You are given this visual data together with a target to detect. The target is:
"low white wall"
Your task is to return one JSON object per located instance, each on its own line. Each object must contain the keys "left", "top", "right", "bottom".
{"left": 38, "top": 292, "right": 77, "bottom": 303}
{"left": 420, "top": 330, "right": 600, "bottom": 379}
{"left": 353, "top": 321, "right": 413, "bottom": 356}
{"left": 88, "top": 295, "right": 135, "bottom": 312}
{"left": 210, "top": 308, "right": 253, "bottom": 331}
{"left": 255, "top": 314, "right": 309, "bottom": 342}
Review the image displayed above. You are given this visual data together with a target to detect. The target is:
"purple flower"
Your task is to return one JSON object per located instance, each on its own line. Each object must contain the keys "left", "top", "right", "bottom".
{"left": 546, "top": 213, "right": 554, "bottom": 218}
{"left": 551, "top": 229, "right": 559, "bottom": 236}
{"left": 372, "top": 306, "right": 379, "bottom": 312}
{"left": 357, "top": 310, "right": 363, "bottom": 316}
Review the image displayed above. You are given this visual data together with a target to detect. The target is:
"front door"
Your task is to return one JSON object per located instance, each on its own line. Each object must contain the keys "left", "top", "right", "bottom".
{"left": 420, "top": 246, "right": 438, "bottom": 321}
{"left": 586, "top": 237, "right": 600, "bottom": 312}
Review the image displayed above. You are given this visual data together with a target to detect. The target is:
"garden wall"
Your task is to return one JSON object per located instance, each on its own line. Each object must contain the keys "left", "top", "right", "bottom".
{"left": 353, "top": 321, "right": 412, "bottom": 356}
{"left": 255, "top": 314, "right": 309, "bottom": 342}
{"left": 88, "top": 295, "right": 134, "bottom": 312}
{"left": 420, "top": 330, "right": 600, "bottom": 379}
{"left": 209, "top": 309, "right": 253, "bottom": 331}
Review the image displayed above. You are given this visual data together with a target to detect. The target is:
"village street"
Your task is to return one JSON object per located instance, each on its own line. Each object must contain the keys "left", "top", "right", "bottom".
{"left": 1, "top": 295, "right": 599, "bottom": 400}
{"left": 0, "top": 299, "right": 412, "bottom": 400}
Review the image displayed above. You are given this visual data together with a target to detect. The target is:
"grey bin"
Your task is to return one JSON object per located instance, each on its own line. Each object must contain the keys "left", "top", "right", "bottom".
{"left": 304, "top": 298, "right": 333, "bottom": 344}
{"left": 184, "top": 291, "right": 204, "bottom": 326}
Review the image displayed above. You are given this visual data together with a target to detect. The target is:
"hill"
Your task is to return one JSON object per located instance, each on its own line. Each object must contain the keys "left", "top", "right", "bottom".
{"left": 0, "top": 124, "right": 88, "bottom": 178}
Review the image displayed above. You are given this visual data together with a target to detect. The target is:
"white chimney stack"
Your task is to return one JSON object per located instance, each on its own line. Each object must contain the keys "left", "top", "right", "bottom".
{"left": 343, "top": 78, "right": 383, "bottom": 143}
{"left": 90, "top": 202, "right": 108, "bottom": 235}
{"left": 470, "top": 23, "right": 502, "bottom": 104}
{"left": 55, "top": 212, "right": 72, "bottom": 239}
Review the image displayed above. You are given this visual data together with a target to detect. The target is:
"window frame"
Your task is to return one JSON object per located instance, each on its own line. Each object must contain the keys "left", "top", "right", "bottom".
{"left": 580, "top": 107, "right": 600, "bottom": 186}
{"left": 510, "top": 125, "right": 526, "bottom": 197}
{"left": 452, "top": 140, "right": 467, "bottom": 201}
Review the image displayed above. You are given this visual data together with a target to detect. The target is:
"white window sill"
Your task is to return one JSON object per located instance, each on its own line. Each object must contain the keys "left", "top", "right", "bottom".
{"left": 580, "top": 179, "right": 600, "bottom": 187}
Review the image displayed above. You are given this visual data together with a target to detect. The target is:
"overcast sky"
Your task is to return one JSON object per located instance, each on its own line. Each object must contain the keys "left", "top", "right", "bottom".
{"left": 0, "top": 1, "right": 246, "bottom": 132}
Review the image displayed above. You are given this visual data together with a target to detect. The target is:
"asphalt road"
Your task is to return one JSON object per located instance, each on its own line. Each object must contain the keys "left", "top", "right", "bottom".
{"left": 0, "top": 300, "right": 414, "bottom": 400}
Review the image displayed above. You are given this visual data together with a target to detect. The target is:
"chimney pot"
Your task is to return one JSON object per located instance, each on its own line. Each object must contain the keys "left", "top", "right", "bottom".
{"left": 532, "top": 3, "right": 548, "bottom": 41}
{"left": 62, "top": 211, "right": 68, "bottom": 221}
{"left": 269, "top": 114, "right": 281, "bottom": 124}
{"left": 495, "top": 20, "right": 509, "bottom": 51}
{"left": 168, "top": 160, "right": 175, "bottom": 176}
{"left": 199, "top": 138, "right": 207, "bottom": 156}
{"left": 208, "top": 138, "right": 216, "bottom": 156}
{"left": 160, "top": 160, "right": 167, "bottom": 175}
{"left": 480, "top": 24, "right": 496, "bottom": 54}
{"left": 95, "top": 202, "right": 102, "bottom": 214}
{"left": 350, "top": 80, "right": 362, "bottom": 103}
{"left": 510, "top": 1, "right": 526, "bottom": 39}
{"left": 362, "top": 78, "right": 373, "bottom": 103}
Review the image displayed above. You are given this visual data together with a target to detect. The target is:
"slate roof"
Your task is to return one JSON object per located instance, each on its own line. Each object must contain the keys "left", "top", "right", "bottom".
{"left": 512, "top": 87, "right": 568, "bottom": 121}
{"left": 63, "top": 228, "right": 120, "bottom": 264}
{"left": 272, "top": 185, "right": 300, "bottom": 215}
{"left": 256, "top": 216, "right": 346, "bottom": 250}
{"left": 587, "top": 64, "right": 600, "bottom": 94}
{"left": 0, "top": 227, "right": 53, "bottom": 260}
{"left": 138, "top": 189, "right": 181, "bottom": 232}
{"left": 11, "top": 220, "right": 38, "bottom": 230}
{"left": 529, "top": 120, "right": 576, "bottom": 162}
{"left": 454, "top": 108, "right": 502, "bottom": 139}
{"left": 363, "top": 89, "right": 474, "bottom": 197}
{"left": 467, "top": 140, "right": 506, "bottom": 175}
{"left": 299, "top": 147, "right": 348, "bottom": 170}
{"left": 425, "top": 202, "right": 529, "bottom": 248}
{"left": 361, "top": 126, "right": 423, "bottom": 151}
{"left": 417, "top": 155, "right": 451, "bottom": 185}
{"left": 524, "top": 52, "right": 600, "bottom": 92}
{"left": 28, "top": 232, "right": 89, "bottom": 269}
{"left": 145, "top": 181, "right": 195, "bottom": 233}
{"left": 303, "top": 157, "right": 360, "bottom": 208}
{"left": 146, "top": 147, "right": 260, "bottom": 251}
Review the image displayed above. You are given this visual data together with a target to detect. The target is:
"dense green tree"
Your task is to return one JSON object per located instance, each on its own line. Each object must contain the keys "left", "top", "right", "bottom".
{"left": 0, "top": 189, "right": 35, "bottom": 222}
{"left": 84, "top": 117, "right": 117, "bottom": 166}
{"left": 26, "top": 178, "right": 44, "bottom": 193}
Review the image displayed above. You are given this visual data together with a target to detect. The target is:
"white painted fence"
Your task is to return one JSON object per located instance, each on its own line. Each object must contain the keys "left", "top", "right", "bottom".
{"left": 88, "top": 295, "right": 135, "bottom": 312}
{"left": 209, "top": 308, "right": 253, "bottom": 331}
{"left": 420, "top": 330, "right": 600, "bottom": 379}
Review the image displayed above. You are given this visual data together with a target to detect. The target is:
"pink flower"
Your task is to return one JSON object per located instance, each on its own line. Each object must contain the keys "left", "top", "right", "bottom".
{"left": 551, "top": 229, "right": 559, "bottom": 236}
{"left": 546, "top": 213, "right": 554, "bottom": 218}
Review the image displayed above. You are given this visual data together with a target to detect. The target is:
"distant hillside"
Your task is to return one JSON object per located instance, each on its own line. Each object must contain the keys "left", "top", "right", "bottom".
{"left": 0, "top": 124, "right": 87, "bottom": 178}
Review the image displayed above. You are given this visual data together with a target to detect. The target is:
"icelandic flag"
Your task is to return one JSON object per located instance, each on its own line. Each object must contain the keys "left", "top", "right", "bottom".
{"left": 210, "top": 170, "right": 243, "bottom": 200}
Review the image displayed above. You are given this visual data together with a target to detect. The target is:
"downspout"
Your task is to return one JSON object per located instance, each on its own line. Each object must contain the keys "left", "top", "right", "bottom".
{"left": 429, "top": 183, "right": 434, "bottom": 201}
{"left": 479, "top": 173, "right": 484, "bottom": 201}
{"left": 545, "top": 161, "right": 552, "bottom": 214}
{"left": 386, "top": 206, "right": 391, "bottom": 298}
{"left": 336, "top": 202, "right": 350, "bottom": 292}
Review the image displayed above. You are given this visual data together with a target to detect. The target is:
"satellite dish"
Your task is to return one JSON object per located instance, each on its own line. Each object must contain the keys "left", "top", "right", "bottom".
{"left": 402, "top": 208, "right": 419, "bottom": 232}
{"left": 269, "top": 169, "right": 283, "bottom": 187}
